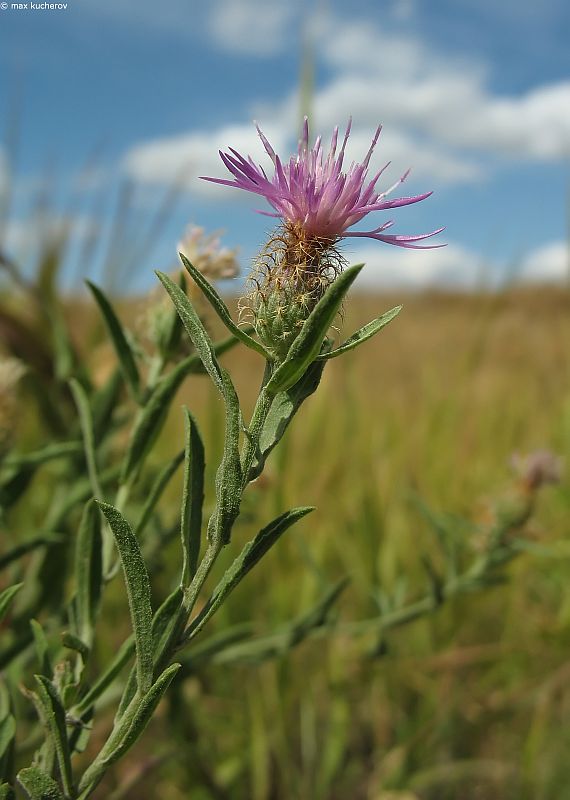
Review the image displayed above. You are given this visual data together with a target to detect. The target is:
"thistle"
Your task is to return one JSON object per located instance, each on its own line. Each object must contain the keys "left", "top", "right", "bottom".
{"left": 202, "top": 118, "right": 443, "bottom": 358}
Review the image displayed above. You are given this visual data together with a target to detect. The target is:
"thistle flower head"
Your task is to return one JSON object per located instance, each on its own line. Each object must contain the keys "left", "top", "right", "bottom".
{"left": 202, "top": 117, "right": 443, "bottom": 249}
{"left": 202, "top": 119, "right": 443, "bottom": 359}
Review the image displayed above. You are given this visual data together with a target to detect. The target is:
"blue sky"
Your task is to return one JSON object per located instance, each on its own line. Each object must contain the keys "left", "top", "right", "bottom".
{"left": 0, "top": 0, "right": 569, "bottom": 291}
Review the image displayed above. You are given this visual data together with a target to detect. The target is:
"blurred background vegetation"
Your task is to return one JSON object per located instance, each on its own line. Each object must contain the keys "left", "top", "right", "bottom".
{"left": 1, "top": 192, "right": 569, "bottom": 797}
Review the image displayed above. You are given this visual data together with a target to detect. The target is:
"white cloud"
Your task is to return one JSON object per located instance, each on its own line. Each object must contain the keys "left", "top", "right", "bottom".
{"left": 519, "top": 241, "right": 569, "bottom": 283}
{"left": 313, "top": 18, "right": 570, "bottom": 161}
{"left": 347, "top": 239, "right": 570, "bottom": 288}
{"left": 349, "top": 242, "right": 484, "bottom": 289}
{"left": 123, "top": 121, "right": 288, "bottom": 194}
{"left": 208, "top": 0, "right": 296, "bottom": 56}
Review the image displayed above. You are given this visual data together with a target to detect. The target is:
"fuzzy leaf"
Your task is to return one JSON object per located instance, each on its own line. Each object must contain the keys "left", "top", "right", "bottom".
{"left": 0, "top": 783, "right": 14, "bottom": 800}
{"left": 17, "top": 767, "right": 63, "bottom": 800}
{"left": 206, "top": 370, "right": 242, "bottom": 547}
{"left": 74, "top": 499, "right": 102, "bottom": 647}
{"left": 33, "top": 677, "right": 74, "bottom": 797}
{"left": 86, "top": 281, "right": 141, "bottom": 402}
{"left": 187, "top": 507, "right": 314, "bottom": 640}
{"left": 120, "top": 340, "right": 235, "bottom": 484}
{"left": 156, "top": 271, "right": 224, "bottom": 394}
{"left": 69, "top": 379, "right": 102, "bottom": 499}
{"left": 97, "top": 503, "right": 154, "bottom": 695}
{"left": 180, "top": 253, "right": 272, "bottom": 359}
{"left": 116, "top": 587, "right": 184, "bottom": 721}
{"left": 180, "top": 408, "right": 205, "bottom": 585}
{"left": 250, "top": 358, "right": 327, "bottom": 481}
{"left": 0, "top": 585, "right": 23, "bottom": 624}
{"left": 107, "top": 664, "right": 180, "bottom": 763}
{"left": 316, "top": 305, "right": 402, "bottom": 360}
{"left": 74, "top": 637, "right": 135, "bottom": 717}
{"left": 266, "top": 264, "right": 363, "bottom": 394}
{"left": 134, "top": 450, "right": 185, "bottom": 539}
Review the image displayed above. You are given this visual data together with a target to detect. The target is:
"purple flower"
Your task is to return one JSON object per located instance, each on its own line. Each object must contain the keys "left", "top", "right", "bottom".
{"left": 201, "top": 118, "right": 443, "bottom": 249}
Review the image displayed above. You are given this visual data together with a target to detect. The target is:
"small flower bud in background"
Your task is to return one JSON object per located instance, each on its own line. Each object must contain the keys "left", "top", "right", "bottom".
{"left": 0, "top": 357, "right": 26, "bottom": 456}
{"left": 510, "top": 449, "right": 563, "bottom": 492}
{"left": 177, "top": 225, "right": 240, "bottom": 283}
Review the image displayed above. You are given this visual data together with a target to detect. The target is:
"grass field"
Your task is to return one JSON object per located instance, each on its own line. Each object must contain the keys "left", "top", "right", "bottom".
{"left": 3, "top": 283, "right": 570, "bottom": 799}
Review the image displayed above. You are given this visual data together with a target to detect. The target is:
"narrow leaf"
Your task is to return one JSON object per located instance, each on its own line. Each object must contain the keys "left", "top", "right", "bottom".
{"left": 316, "top": 305, "right": 402, "bottom": 360}
{"left": 266, "top": 264, "right": 364, "bottom": 394}
{"left": 0, "top": 534, "right": 63, "bottom": 572}
{"left": 134, "top": 449, "right": 185, "bottom": 538}
{"left": 97, "top": 503, "right": 154, "bottom": 695}
{"left": 0, "top": 585, "right": 23, "bottom": 624}
{"left": 206, "top": 369, "right": 242, "bottom": 547}
{"left": 74, "top": 637, "right": 135, "bottom": 717}
{"left": 120, "top": 339, "right": 236, "bottom": 483}
{"left": 86, "top": 281, "right": 141, "bottom": 401}
{"left": 250, "top": 358, "right": 326, "bottom": 481}
{"left": 17, "top": 767, "right": 63, "bottom": 800}
{"left": 0, "top": 714, "right": 15, "bottom": 761}
{"left": 34, "top": 677, "right": 74, "bottom": 798}
{"left": 180, "top": 253, "right": 272, "bottom": 359}
{"left": 102, "top": 663, "right": 180, "bottom": 767}
{"left": 69, "top": 379, "right": 102, "bottom": 499}
{"left": 156, "top": 271, "right": 224, "bottom": 394}
{"left": 181, "top": 409, "right": 205, "bottom": 585}
{"left": 116, "top": 587, "right": 184, "bottom": 722}
{"left": 30, "top": 620, "right": 52, "bottom": 677}
{"left": 74, "top": 499, "right": 102, "bottom": 647}
{"left": 187, "top": 507, "right": 314, "bottom": 640}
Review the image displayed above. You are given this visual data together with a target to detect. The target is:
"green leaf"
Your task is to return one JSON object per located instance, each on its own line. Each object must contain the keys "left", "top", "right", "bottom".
{"left": 33, "top": 677, "right": 74, "bottom": 798}
{"left": 134, "top": 449, "right": 185, "bottom": 539}
{"left": 206, "top": 369, "right": 242, "bottom": 547}
{"left": 266, "top": 264, "right": 364, "bottom": 394}
{"left": 74, "top": 500, "right": 102, "bottom": 648}
{"left": 78, "top": 664, "right": 181, "bottom": 795}
{"left": 17, "top": 767, "right": 63, "bottom": 800}
{"left": 0, "top": 534, "right": 63, "bottom": 572}
{"left": 180, "top": 408, "right": 205, "bottom": 585}
{"left": 156, "top": 271, "right": 224, "bottom": 394}
{"left": 69, "top": 379, "right": 102, "bottom": 499}
{"left": 73, "top": 637, "right": 135, "bottom": 717}
{"left": 86, "top": 281, "right": 141, "bottom": 402}
{"left": 120, "top": 341, "right": 234, "bottom": 484}
{"left": 2, "top": 441, "right": 81, "bottom": 469}
{"left": 116, "top": 587, "right": 185, "bottom": 722}
{"left": 102, "top": 663, "right": 180, "bottom": 767}
{"left": 97, "top": 503, "right": 154, "bottom": 695}
{"left": 316, "top": 305, "right": 402, "bottom": 360}
{"left": 0, "top": 782, "right": 15, "bottom": 800}
{"left": 187, "top": 507, "right": 314, "bottom": 641}
{"left": 0, "top": 714, "right": 16, "bottom": 772}
{"left": 250, "top": 357, "right": 327, "bottom": 481}
{"left": 180, "top": 253, "right": 272, "bottom": 359}
{"left": 30, "top": 620, "right": 52, "bottom": 677}
{"left": 0, "top": 585, "right": 23, "bottom": 624}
